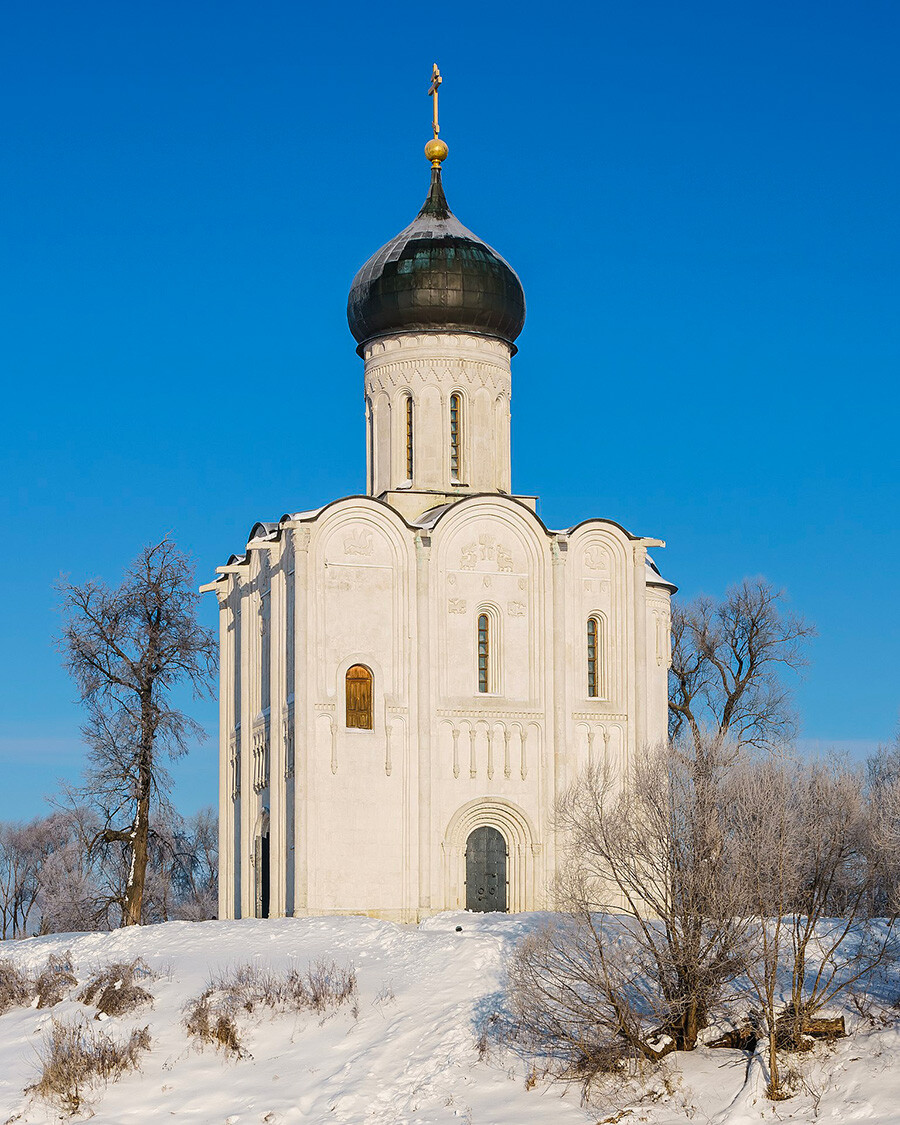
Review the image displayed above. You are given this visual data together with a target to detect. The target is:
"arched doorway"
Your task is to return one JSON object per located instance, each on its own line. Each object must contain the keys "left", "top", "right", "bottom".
{"left": 254, "top": 831, "right": 270, "bottom": 919}
{"left": 465, "top": 826, "right": 508, "bottom": 912}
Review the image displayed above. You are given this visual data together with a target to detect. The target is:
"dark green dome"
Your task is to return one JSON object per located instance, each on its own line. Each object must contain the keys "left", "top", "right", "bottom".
{"left": 347, "top": 168, "right": 525, "bottom": 351}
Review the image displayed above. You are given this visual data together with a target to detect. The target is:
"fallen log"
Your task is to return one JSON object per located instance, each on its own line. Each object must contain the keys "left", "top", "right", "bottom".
{"left": 708, "top": 1024, "right": 757, "bottom": 1051}
{"left": 782, "top": 1015, "right": 846, "bottom": 1040}
{"left": 709, "top": 1014, "right": 846, "bottom": 1051}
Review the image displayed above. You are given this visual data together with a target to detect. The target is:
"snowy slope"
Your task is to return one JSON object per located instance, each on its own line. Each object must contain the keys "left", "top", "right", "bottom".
{"left": 0, "top": 913, "right": 898, "bottom": 1124}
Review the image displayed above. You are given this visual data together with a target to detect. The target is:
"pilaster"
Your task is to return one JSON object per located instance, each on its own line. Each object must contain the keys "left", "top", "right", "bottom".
{"left": 415, "top": 530, "right": 432, "bottom": 916}
{"left": 291, "top": 525, "right": 311, "bottom": 912}
{"left": 268, "top": 540, "right": 287, "bottom": 917}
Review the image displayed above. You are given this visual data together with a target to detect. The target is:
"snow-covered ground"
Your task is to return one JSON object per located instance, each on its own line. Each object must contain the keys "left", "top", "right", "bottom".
{"left": 1, "top": 913, "right": 899, "bottom": 1124}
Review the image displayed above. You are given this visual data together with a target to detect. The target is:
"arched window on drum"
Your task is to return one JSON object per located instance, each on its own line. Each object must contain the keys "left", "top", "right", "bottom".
{"left": 346, "top": 664, "right": 374, "bottom": 729}
{"left": 404, "top": 394, "right": 414, "bottom": 482}
{"left": 449, "top": 393, "right": 463, "bottom": 482}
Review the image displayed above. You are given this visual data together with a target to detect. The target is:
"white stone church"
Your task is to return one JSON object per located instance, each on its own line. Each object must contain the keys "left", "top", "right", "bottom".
{"left": 203, "top": 123, "right": 675, "bottom": 922}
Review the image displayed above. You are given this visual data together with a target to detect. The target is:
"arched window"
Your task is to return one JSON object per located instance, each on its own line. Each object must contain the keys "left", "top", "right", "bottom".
{"left": 405, "top": 394, "right": 414, "bottom": 481}
{"left": 477, "top": 613, "right": 490, "bottom": 693}
{"left": 587, "top": 617, "right": 599, "bottom": 697}
{"left": 346, "top": 664, "right": 373, "bottom": 729}
{"left": 450, "top": 393, "right": 462, "bottom": 481}
{"left": 587, "top": 615, "right": 606, "bottom": 699}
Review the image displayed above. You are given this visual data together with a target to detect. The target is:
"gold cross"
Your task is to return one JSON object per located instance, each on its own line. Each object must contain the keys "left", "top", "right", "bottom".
{"left": 427, "top": 63, "right": 442, "bottom": 139}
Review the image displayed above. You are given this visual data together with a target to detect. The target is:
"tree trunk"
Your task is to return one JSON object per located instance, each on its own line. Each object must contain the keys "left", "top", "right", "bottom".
{"left": 122, "top": 794, "right": 149, "bottom": 926}
{"left": 122, "top": 718, "right": 154, "bottom": 926}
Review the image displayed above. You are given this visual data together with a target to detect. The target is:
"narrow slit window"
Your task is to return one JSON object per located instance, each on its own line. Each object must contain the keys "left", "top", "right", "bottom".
{"left": 405, "top": 395, "right": 414, "bottom": 481}
{"left": 450, "top": 393, "right": 462, "bottom": 480}
{"left": 346, "top": 664, "right": 373, "bottom": 729}
{"left": 587, "top": 617, "right": 599, "bottom": 698}
{"left": 477, "top": 613, "right": 490, "bottom": 693}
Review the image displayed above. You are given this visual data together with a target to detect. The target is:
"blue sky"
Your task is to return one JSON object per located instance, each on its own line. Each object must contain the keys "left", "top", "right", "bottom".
{"left": 1, "top": 0, "right": 898, "bottom": 821}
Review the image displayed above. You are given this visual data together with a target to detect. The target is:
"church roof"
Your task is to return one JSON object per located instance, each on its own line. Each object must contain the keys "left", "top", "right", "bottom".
{"left": 346, "top": 168, "right": 526, "bottom": 351}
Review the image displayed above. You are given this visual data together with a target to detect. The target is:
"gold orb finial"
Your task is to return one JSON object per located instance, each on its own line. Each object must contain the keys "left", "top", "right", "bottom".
{"left": 426, "top": 64, "right": 448, "bottom": 167}
{"left": 425, "top": 137, "right": 449, "bottom": 167}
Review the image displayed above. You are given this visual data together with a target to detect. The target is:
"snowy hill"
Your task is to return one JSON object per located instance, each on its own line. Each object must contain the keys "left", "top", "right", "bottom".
{"left": 1, "top": 913, "right": 899, "bottom": 1124}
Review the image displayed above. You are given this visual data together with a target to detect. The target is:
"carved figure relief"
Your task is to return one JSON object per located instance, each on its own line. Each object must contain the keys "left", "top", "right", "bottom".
{"left": 448, "top": 598, "right": 467, "bottom": 614}
{"left": 344, "top": 528, "right": 373, "bottom": 557}
{"left": 497, "top": 544, "right": 513, "bottom": 572}
{"left": 478, "top": 534, "right": 496, "bottom": 561}
{"left": 507, "top": 601, "right": 526, "bottom": 617}
{"left": 460, "top": 543, "right": 477, "bottom": 570}
{"left": 585, "top": 545, "right": 609, "bottom": 571}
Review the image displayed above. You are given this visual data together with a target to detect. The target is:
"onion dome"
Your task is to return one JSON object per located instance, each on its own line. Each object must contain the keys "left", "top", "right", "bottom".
{"left": 347, "top": 164, "right": 526, "bottom": 352}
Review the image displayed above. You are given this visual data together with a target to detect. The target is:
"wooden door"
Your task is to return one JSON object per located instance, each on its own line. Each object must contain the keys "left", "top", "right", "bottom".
{"left": 346, "top": 665, "right": 373, "bottom": 729}
{"left": 465, "top": 826, "right": 508, "bottom": 912}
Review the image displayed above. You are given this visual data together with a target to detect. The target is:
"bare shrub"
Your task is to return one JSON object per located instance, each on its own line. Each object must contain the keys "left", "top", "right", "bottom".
{"left": 78, "top": 958, "right": 154, "bottom": 1017}
{"left": 35, "top": 953, "right": 78, "bottom": 1009}
{"left": 183, "top": 959, "right": 358, "bottom": 1055}
{"left": 28, "top": 1017, "right": 150, "bottom": 1115}
{"left": 536, "top": 743, "right": 749, "bottom": 1052}
{"left": 508, "top": 916, "right": 654, "bottom": 1091}
{"left": 0, "top": 960, "right": 33, "bottom": 1015}
{"left": 184, "top": 991, "right": 243, "bottom": 1055}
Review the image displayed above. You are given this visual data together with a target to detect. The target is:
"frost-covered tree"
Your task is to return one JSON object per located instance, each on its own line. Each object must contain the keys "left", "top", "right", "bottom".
{"left": 58, "top": 538, "right": 217, "bottom": 926}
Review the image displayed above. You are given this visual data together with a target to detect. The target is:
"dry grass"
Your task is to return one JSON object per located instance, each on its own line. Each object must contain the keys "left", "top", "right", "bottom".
{"left": 35, "top": 953, "right": 77, "bottom": 1009}
{"left": 0, "top": 960, "right": 33, "bottom": 1016}
{"left": 0, "top": 952, "right": 78, "bottom": 1015}
{"left": 183, "top": 959, "right": 358, "bottom": 1056}
{"left": 78, "top": 959, "right": 154, "bottom": 1017}
{"left": 27, "top": 1017, "right": 151, "bottom": 1115}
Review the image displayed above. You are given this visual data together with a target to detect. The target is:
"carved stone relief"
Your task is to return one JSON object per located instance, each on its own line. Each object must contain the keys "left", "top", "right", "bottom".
{"left": 343, "top": 528, "right": 373, "bottom": 557}
{"left": 585, "top": 545, "right": 610, "bottom": 571}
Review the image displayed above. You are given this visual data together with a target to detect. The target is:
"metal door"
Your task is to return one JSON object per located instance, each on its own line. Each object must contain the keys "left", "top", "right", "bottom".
{"left": 465, "top": 826, "right": 508, "bottom": 912}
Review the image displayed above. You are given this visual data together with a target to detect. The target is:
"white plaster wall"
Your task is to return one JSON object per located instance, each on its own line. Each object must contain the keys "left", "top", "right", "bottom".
{"left": 215, "top": 498, "right": 671, "bottom": 923}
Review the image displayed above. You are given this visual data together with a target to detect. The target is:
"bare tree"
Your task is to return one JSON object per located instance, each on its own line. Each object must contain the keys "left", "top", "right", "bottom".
{"left": 729, "top": 754, "right": 801, "bottom": 1098}
{"left": 730, "top": 753, "right": 895, "bottom": 1098}
{"left": 866, "top": 733, "right": 900, "bottom": 914}
{"left": 510, "top": 738, "right": 751, "bottom": 1078}
{"left": 784, "top": 759, "right": 893, "bottom": 1029}
{"left": 58, "top": 538, "right": 217, "bottom": 926}
{"left": 669, "top": 578, "right": 815, "bottom": 753}
{"left": 0, "top": 816, "right": 61, "bottom": 937}
{"left": 169, "top": 807, "right": 218, "bottom": 921}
